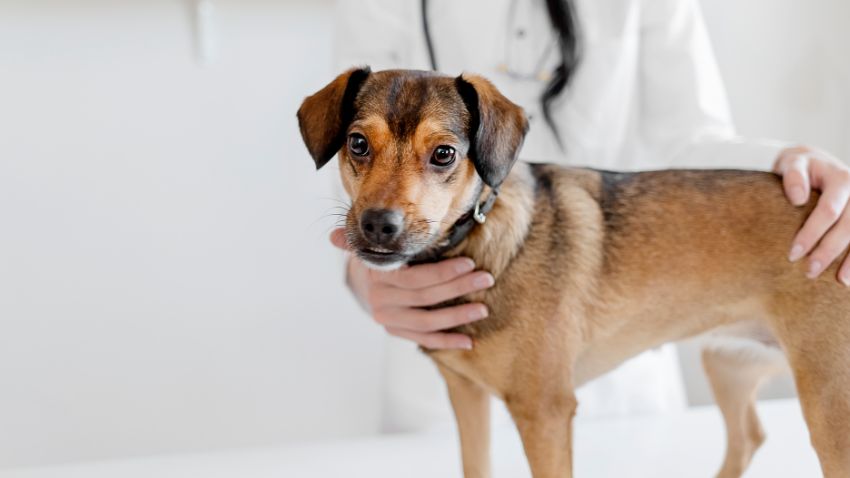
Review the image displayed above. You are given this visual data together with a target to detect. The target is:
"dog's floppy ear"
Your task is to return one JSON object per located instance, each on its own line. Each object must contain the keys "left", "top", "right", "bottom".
{"left": 455, "top": 73, "right": 529, "bottom": 188}
{"left": 297, "top": 67, "right": 371, "bottom": 169}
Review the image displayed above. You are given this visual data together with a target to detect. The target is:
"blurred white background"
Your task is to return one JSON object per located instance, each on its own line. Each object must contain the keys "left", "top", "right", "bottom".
{"left": 0, "top": 0, "right": 847, "bottom": 472}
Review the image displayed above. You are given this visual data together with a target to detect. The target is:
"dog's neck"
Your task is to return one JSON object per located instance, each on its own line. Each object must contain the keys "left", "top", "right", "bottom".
{"left": 408, "top": 183, "right": 500, "bottom": 266}
{"left": 445, "top": 163, "right": 537, "bottom": 278}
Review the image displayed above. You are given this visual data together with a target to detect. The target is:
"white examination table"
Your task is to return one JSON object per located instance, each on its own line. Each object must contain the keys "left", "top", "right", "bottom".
{"left": 1, "top": 399, "right": 819, "bottom": 478}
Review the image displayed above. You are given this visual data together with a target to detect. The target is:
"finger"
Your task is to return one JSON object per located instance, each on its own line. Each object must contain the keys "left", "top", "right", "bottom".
{"left": 395, "top": 271, "right": 495, "bottom": 307}
{"left": 804, "top": 208, "right": 850, "bottom": 279}
{"left": 773, "top": 147, "right": 797, "bottom": 174}
{"left": 375, "top": 256, "right": 476, "bottom": 289}
{"left": 778, "top": 154, "right": 811, "bottom": 206}
{"left": 329, "top": 228, "right": 349, "bottom": 251}
{"left": 373, "top": 302, "right": 489, "bottom": 332}
{"left": 789, "top": 182, "right": 850, "bottom": 262}
{"left": 773, "top": 145, "right": 810, "bottom": 172}
{"left": 385, "top": 326, "right": 473, "bottom": 350}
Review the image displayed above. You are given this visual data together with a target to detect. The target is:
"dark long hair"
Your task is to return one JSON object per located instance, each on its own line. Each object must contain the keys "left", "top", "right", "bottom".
{"left": 541, "top": 0, "right": 581, "bottom": 148}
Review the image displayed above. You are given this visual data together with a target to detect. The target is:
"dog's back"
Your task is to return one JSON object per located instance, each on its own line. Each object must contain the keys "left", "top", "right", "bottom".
{"left": 530, "top": 164, "right": 844, "bottom": 352}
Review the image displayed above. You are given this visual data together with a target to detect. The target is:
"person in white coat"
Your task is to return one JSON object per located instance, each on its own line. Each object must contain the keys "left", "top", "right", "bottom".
{"left": 326, "top": 0, "right": 850, "bottom": 428}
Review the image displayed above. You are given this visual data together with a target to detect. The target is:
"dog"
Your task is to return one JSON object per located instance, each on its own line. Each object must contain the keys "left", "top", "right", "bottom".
{"left": 297, "top": 67, "right": 850, "bottom": 478}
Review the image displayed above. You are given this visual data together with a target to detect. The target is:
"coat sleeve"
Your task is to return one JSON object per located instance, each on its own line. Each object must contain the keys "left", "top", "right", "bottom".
{"left": 637, "top": 0, "right": 787, "bottom": 170}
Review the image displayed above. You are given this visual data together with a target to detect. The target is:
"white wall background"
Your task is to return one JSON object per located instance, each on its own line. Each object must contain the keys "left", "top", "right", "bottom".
{"left": 0, "top": 0, "right": 847, "bottom": 470}
{"left": 0, "top": 0, "right": 385, "bottom": 469}
{"left": 704, "top": 0, "right": 850, "bottom": 159}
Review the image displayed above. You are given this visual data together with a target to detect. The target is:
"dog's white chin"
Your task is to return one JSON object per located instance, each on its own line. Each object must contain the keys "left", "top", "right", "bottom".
{"left": 361, "top": 259, "right": 406, "bottom": 271}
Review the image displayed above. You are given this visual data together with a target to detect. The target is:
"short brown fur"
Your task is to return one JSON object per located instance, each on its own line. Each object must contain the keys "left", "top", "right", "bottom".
{"left": 298, "top": 69, "right": 850, "bottom": 478}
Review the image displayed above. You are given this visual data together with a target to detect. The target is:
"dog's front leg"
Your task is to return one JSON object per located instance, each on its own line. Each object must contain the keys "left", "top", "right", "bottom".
{"left": 437, "top": 363, "right": 492, "bottom": 478}
{"left": 507, "top": 390, "right": 577, "bottom": 478}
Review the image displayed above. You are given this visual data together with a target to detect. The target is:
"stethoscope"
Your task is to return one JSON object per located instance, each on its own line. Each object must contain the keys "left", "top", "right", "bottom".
{"left": 420, "top": 0, "right": 555, "bottom": 82}
{"left": 420, "top": 0, "right": 439, "bottom": 71}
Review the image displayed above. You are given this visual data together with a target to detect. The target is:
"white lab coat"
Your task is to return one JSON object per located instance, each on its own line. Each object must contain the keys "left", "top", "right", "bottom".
{"left": 332, "top": 0, "right": 786, "bottom": 430}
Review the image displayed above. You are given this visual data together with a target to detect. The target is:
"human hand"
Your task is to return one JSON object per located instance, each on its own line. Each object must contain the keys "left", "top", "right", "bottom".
{"left": 329, "top": 228, "right": 494, "bottom": 349}
{"left": 774, "top": 145, "right": 850, "bottom": 284}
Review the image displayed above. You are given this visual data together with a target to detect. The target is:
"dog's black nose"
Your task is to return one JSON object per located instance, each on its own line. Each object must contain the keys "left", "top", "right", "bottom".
{"left": 360, "top": 208, "right": 403, "bottom": 246}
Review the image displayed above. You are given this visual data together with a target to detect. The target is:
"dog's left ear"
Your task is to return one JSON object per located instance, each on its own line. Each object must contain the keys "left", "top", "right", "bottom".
{"left": 297, "top": 66, "right": 371, "bottom": 169}
{"left": 455, "top": 74, "right": 529, "bottom": 188}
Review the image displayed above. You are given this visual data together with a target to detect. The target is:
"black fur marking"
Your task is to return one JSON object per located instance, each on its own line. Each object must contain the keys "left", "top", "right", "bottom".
{"left": 454, "top": 76, "right": 481, "bottom": 163}
{"left": 386, "top": 76, "right": 428, "bottom": 140}
{"left": 454, "top": 75, "right": 527, "bottom": 188}
{"left": 594, "top": 169, "right": 640, "bottom": 269}
{"left": 529, "top": 163, "right": 568, "bottom": 256}
{"left": 530, "top": 162, "right": 555, "bottom": 195}
{"left": 597, "top": 170, "right": 636, "bottom": 227}
{"left": 320, "top": 68, "right": 370, "bottom": 167}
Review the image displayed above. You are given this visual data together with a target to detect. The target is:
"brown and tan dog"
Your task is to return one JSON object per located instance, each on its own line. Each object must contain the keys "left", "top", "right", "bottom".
{"left": 297, "top": 68, "right": 850, "bottom": 478}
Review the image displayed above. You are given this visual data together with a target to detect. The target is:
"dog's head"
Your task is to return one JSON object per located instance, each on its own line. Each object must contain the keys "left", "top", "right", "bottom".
{"left": 297, "top": 68, "right": 528, "bottom": 269}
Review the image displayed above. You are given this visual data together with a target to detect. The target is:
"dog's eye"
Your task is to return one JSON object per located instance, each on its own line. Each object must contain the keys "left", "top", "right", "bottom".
{"left": 431, "top": 145, "right": 456, "bottom": 167}
{"left": 348, "top": 134, "right": 369, "bottom": 157}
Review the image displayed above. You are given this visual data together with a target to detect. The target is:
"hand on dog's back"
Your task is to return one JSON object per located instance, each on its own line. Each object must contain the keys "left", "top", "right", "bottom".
{"left": 330, "top": 228, "right": 494, "bottom": 350}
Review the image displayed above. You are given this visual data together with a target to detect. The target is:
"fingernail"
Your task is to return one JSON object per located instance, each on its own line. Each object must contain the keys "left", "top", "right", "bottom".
{"left": 473, "top": 273, "right": 495, "bottom": 288}
{"left": 841, "top": 272, "right": 850, "bottom": 287}
{"left": 807, "top": 260, "right": 823, "bottom": 279}
{"left": 790, "top": 186, "right": 806, "bottom": 205}
{"left": 455, "top": 258, "right": 475, "bottom": 274}
{"left": 468, "top": 305, "right": 488, "bottom": 320}
{"left": 789, "top": 244, "right": 805, "bottom": 262}
{"left": 462, "top": 339, "right": 473, "bottom": 350}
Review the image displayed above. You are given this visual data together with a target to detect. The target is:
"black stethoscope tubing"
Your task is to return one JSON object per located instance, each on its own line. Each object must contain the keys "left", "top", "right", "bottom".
{"left": 421, "top": 0, "right": 439, "bottom": 71}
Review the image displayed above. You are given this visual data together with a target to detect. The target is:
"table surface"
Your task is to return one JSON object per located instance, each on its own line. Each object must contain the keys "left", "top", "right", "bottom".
{"left": 1, "top": 399, "right": 821, "bottom": 478}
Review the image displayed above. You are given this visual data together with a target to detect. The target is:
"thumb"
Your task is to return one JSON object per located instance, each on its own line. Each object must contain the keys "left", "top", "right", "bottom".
{"left": 329, "top": 228, "right": 350, "bottom": 251}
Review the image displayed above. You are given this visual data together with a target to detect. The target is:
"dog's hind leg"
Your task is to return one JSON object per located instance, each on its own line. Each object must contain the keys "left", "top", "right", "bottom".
{"left": 771, "top": 292, "right": 850, "bottom": 477}
{"left": 437, "top": 363, "right": 492, "bottom": 478}
{"left": 782, "top": 331, "right": 850, "bottom": 476}
{"left": 702, "top": 339, "right": 786, "bottom": 478}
